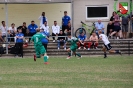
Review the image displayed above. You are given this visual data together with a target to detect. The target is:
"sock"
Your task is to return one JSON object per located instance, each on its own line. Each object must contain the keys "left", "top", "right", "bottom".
{"left": 104, "top": 52, "right": 107, "bottom": 57}
{"left": 76, "top": 53, "right": 81, "bottom": 57}
{"left": 115, "top": 50, "right": 119, "bottom": 54}
{"left": 44, "top": 56, "right": 48, "bottom": 62}
{"left": 68, "top": 52, "right": 71, "bottom": 57}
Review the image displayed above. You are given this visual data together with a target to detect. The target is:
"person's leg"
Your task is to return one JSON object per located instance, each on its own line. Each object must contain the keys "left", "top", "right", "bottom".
{"left": 63, "top": 40, "right": 66, "bottom": 49}
{"left": 122, "top": 24, "right": 125, "bottom": 38}
{"left": 57, "top": 40, "right": 60, "bottom": 49}
{"left": 87, "top": 42, "right": 92, "bottom": 50}
{"left": 66, "top": 48, "right": 71, "bottom": 59}
{"left": 78, "top": 42, "right": 81, "bottom": 49}
{"left": 102, "top": 46, "right": 107, "bottom": 58}
{"left": 94, "top": 42, "right": 98, "bottom": 49}
{"left": 19, "top": 43, "right": 23, "bottom": 58}
{"left": 125, "top": 25, "right": 128, "bottom": 39}
{"left": 15, "top": 43, "right": 19, "bottom": 56}
{"left": 52, "top": 33, "right": 55, "bottom": 41}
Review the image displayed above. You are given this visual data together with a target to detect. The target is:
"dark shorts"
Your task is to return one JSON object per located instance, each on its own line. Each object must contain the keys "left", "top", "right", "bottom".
{"left": 104, "top": 43, "right": 112, "bottom": 50}
{"left": 114, "top": 26, "right": 121, "bottom": 32}
{"left": 122, "top": 24, "right": 128, "bottom": 32}
{"left": 62, "top": 25, "right": 67, "bottom": 33}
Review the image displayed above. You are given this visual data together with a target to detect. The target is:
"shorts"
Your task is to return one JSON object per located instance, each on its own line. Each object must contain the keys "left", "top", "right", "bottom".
{"left": 104, "top": 43, "right": 112, "bottom": 50}
{"left": 70, "top": 46, "right": 77, "bottom": 52}
{"left": 35, "top": 45, "right": 46, "bottom": 57}
{"left": 122, "top": 24, "right": 128, "bottom": 32}
{"left": 114, "top": 26, "right": 121, "bottom": 32}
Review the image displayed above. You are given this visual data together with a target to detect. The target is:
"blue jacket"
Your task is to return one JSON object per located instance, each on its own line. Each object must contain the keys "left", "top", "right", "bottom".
{"left": 41, "top": 32, "right": 48, "bottom": 44}
{"left": 16, "top": 33, "right": 24, "bottom": 43}
{"left": 28, "top": 24, "right": 38, "bottom": 33}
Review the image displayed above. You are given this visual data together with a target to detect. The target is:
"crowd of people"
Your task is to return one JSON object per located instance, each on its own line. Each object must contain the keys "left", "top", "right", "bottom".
{"left": 0, "top": 10, "right": 133, "bottom": 59}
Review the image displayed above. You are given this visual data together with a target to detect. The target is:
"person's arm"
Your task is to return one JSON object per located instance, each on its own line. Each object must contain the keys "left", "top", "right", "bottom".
{"left": 57, "top": 26, "right": 60, "bottom": 34}
{"left": 102, "top": 23, "right": 104, "bottom": 30}
{"left": 38, "top": 16, "right": 42, "bottom": 20}
{"left": 62, "top": 17, "right": 64, "bottom": 25}
{"left": 98, "top": 36, "right": 102, "bottom": 41}
{"left": 95, "top": 36, "right": 98, "bottom": 43}
{"left": 68, "top": 16, "right": 71, "bottom": 23}
{"left": 52, "top": 26, "right": 55, "bottom": 34}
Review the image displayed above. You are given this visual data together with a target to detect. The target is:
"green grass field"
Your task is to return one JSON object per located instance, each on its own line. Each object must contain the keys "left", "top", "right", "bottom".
{"left": 0, "top": 56, "right": 133, "bottom": 88}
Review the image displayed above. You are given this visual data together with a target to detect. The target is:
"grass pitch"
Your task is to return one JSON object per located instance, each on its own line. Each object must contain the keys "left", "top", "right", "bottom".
{"left": 0, "top": 56, "right": 133, "bottom": 88}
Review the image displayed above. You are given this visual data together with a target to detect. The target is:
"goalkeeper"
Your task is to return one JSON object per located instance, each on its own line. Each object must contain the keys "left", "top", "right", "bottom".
{"left": 31, "top": 28, "right": 49, "bottom": 64}
{"left": 66, "top": 33, "right": 82, "bottom": 59}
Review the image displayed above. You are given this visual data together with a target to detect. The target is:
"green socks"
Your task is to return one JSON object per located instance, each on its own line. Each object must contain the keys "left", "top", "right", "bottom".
{"left": 76, "top": 53, "right": 81, "bottom": 57}
{"left": 44, "top": 56, "right": 48, "bottom": 62}
{"left": 68, "top": 52, "right": 71, "bottom": 57}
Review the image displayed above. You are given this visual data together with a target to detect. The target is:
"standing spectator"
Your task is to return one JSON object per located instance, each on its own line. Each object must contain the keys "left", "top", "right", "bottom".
{"left": 95, "top": 19, "right": 104, "bottom": 37}
{"left": 18, "top": 22, "right": 28, "bottom": 37}
{"left": 110, "top": 11, "right": 122, "bottom": 39}
{"left": 8, "top": 23, "right": 17, "bottom": 42}
{"left": 0, "top": 21, "right": 8, "bottom": 41}
{"left": 121, "top": 14, "right": 130, "bottom": 39}
{"left": 77, "top": 32, "right": 87, "bottom": 49}
{"left": 107, "top": 21, "right": 114, "bottom": 37}
{"left": 40, "top": 21, "right": 50, "bottom": 37}
{"left": 38, "top": 12, "right": 48, "bottom": 27}
{"left": 57, "top": 30, "right": 66, "bottom": 50}
{"left": 85, "top": 32, "right": 98, "bottom": 50}
{"left": 66, "top": 22, "right": 71, "bottom": 34}
{"left": 52, "top": 21, "right": 60, "bottom": 42}
{"left": 62, "top": 11, "right": 71, "bottom": 33}
{"left": 40, "top": 29, "right": 49, "bottom": 52}
{"left": 15, "top": 28, "right": 24, "bottom": 58}
{"left": 28, "top": 21, "right": 38, "bottom": 42}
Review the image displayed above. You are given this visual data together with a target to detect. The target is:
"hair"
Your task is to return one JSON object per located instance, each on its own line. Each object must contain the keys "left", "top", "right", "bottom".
{"left": 36, "top": 28, "right": 40, "bottom": 32}
{"left": 67, "top": 33, "right": 71, "bottom": 36}
{"left": 1, "top": 21, "right": 5, "bottom": 24}
{"left": 23, "top": 22, "right": 26, "bottom": 24}
{"left": 31, "top": 20, "right": 34, "bottom": 22}
{"left": 11, "top": 23, "right": 15, "bottom": 25}
{"left": 64, "top": 11, "right": 67, "bottom": 13}
{"left": 54, "top": 21, "right": 57, "bottom": 22}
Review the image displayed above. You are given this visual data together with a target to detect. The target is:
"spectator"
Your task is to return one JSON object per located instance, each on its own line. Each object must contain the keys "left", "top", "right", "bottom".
{"left": 85, "top": 32, "right": 98, "bottom": 50}
{"left": 62, "top": 11, "right": 71, "bottom": 33}
{"left": 38, "top": 12, "right": 48, "bottom": 27}
{"left": 40, "top": 29, "right": 49, "bottom": 52}
{"left": 28, "top": 20, "right": 38, "bottom": 42}
{"left": 0, "top": 21, "right": 8, "bottom": 41}
{"left": 0, "top": 32, "right": 4, "bottom": 42}
{"left": 121, "top": 14, "right": 130, "bottom": 39}
{"left": 40, "top": 21, "right": 50, "bottom": 37}
{"left": 52, "top": 21, "right": 60, "bottom": 42}
{"left": 66, "top": 22, "right": 71, "bottom": 34}
{"left": 77, "top": 32, "right": 87, "bottom": 49}
{"left": 132, "top": 15, "right": 133, "bottom": 38}
{"left": 18, "top": 22, "right": 28, "bottom": 36}
{"left": 15, "top": 28, "right": 24, "bottom": 58}
{"left": 8, "top": 23, "right": 17, "bottom": 42}
{"left": 57, "top": 30, "right": 66, "bottom": 50}
{"left": 95, "top": 19, "right": 104, "bottom": 37}
{"left": 109, "top": 11, "right": 122, "bottom": 39}
{"left": 107, "top": 21, "right": 114, "bottom": 37}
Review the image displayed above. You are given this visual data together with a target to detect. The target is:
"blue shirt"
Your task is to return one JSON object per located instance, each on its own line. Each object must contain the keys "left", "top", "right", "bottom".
{"left": 16, "top": 33, "right": 24, "bottom": 43}
{"left": 95, "top": 22, "right": 104, "bottom": 30}
{"left": 62, "top": 16, "right": 71, "bottom": 26}
{"left": 78, "top": 35, "right": 86, "bottom": 41}
{"left": 41, "top": 32, "right": 48, "bottom": 44}
{"left": 28, "top": 24, "right": 38, "bottom": 33}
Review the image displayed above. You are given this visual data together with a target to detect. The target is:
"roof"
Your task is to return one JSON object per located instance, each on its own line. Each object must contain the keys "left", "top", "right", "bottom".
{"left": 0, "top": 0, "right": 72, "bottom": 4}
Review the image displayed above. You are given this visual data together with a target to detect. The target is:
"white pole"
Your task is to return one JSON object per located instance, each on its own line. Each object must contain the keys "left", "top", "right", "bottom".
{"left": 5, "top": 3, "right": 8, "bottom": 54}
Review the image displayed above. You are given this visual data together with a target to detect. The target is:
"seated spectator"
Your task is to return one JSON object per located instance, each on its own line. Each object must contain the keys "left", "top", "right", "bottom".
{"left": 95, "top": 19, "right": 104, "bottom": 37}
{"left": 77, "top": 32, "right": 87, "bottom": 49}
{"left": 107, "top": 21, "right": 114, "bottom": 37}
{"left": 52, "top": 21, "right": 60, "bottom": 42}
{"left": 8, "top": 23, "right": 17, "bottom": 42}
{"left": 28, "top": 20, "right": 38, "bottom": 42}
{"left": 18, "top": 22, "right": 28, "bottom": 36}
{"left": 66, "top": 22, "right": 71, "bottom": 34}
{"left": 0, "top": 21, "right": 9, "bottom": 41}
{"left": 40, "top": 21, "right": 50, "bottom": 37}
{"left": 15, "top": 28, "right": 24, "bottom": 58}
{"left": 57, "top": 30, "right": 66, "bottom": 50}
{"left": 40, "top": 29, "right": 49, "bottom": 52}
{"left": 85, "top": 32, "right": 98, "bottom": 50}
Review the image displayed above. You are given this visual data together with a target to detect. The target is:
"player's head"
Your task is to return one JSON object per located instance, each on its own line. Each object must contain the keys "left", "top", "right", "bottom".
{"left": 36, "top": 28, "right": 40, "bottom": 32}
{"left": 67, "top": 32, "right": 71, "bottom": 38}
{"left": 60, "top": 30, "right": 63, "bottom": 34}
{"left": 64, "top": 11, "right": 67, "bottom": 16}
{"left": 42, "top": 12, "right": 45, "bottom": 16}
{"left": 98, "top": 30, "right": 102, "bottom": 35}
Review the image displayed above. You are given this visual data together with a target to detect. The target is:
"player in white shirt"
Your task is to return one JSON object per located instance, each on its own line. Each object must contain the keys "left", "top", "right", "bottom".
{"left": 52, "top": 21, "right": 60, "bottom": 42}
{"left": 98, "top": 30, "right": 121, "bottom": 58}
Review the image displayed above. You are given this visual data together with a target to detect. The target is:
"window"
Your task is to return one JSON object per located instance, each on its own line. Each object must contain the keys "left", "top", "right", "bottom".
{"left": 86, "top": 5, "right": 109, "bottom": 19}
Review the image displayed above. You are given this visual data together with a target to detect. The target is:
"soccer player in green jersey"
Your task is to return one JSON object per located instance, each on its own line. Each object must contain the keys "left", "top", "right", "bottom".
{"left": 31, "top": 28, "right": 49, "bottom": 64}
{"left": 66, "top": 33, "right": 82, "bottom": 59}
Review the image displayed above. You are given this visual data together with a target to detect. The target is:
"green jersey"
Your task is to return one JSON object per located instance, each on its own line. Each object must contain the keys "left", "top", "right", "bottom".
{"left": 68, "top": 37, "right": 78, "bottom": 47}
{"left": 31, "top": 33, "right": 46, "bottom": 46}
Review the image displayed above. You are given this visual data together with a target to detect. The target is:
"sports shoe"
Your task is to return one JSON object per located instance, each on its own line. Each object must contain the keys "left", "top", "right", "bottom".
{"left": 53, "top": 40, "right": 55, "bottom": 42}
{"left": 78, "top": 47, "right": 81, "bottom": 49}
{"left": 104, "top": 56, "right": 107, "bottom": 58}
{"left": 44, "top": 62, "right": 49, "bottom": 65}
{"left": 77, "top": 56, "right": 82, "bottom": 59}
{"left": 88, "top": 48, "right": 90, "bottom": 50}
{"left": 58, "top": 47, "right": 60, "bottom": 50}
{"left": 64, "top": 48, "right": 66, "bottom": 50}
{"left": 66, "top": 56, "right": 70, "bottom": 59}
{"left": 118, "top": 50, "right": 122, "bottom": 55}
{"left": 34, "top": 54, "right": 36, "bottom": 61}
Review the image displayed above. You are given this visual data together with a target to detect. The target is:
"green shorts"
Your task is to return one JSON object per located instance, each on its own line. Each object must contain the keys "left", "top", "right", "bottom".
{"left": 35, "top": 45, "right": 46, "bottom": 57}
{"left": 70, "top": 46, "right": 77, "bottom": 52}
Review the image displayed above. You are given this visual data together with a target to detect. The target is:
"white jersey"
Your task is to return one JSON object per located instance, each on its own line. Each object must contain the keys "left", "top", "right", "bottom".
{"left": 99, "top": 34, "right": 110, "bottom": 45}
